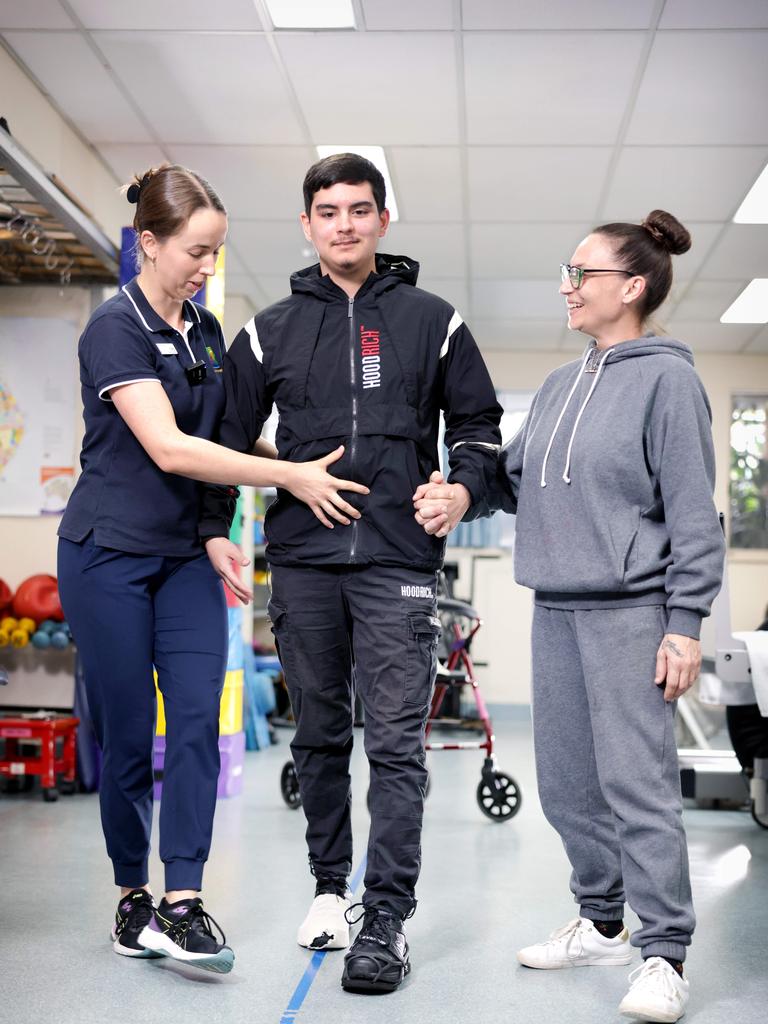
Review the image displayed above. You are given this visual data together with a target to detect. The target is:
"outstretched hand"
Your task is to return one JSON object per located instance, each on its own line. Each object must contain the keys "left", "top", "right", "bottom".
{"left": 412, "top": 471, "right": 471, "bottom": 538}
{"left": 284, "top": 445, "right": 370, "bottom": 529}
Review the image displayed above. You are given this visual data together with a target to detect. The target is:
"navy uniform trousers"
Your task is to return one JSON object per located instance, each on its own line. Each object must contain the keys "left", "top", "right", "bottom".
{"left": 58, "top": 534, "right": 227, "bottom": 892}
{"left": 269, "top": 564, "right": 440, "bottom": 919}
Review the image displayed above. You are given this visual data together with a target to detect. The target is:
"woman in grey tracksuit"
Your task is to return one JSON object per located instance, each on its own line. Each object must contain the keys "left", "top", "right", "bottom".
{"left": 414, "top": 210, "right": 725, "bottom": 1024}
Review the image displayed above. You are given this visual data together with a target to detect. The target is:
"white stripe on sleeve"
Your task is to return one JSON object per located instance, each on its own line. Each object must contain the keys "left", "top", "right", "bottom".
{"left": 245, "top": 317, "right": 263, "bottom": 363}
{"left": 439, "top": 310, "right": 464, "bottom": 359}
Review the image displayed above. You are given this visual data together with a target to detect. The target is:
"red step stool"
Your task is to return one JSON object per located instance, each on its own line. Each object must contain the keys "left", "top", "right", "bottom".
{"left": 0, "top": 714, "right": 79, "bottom": 802}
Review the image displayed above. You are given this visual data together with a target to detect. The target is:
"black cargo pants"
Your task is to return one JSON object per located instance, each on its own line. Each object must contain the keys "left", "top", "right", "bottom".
{"left": 268, "top": 563, "right": 440, "bottom": 917}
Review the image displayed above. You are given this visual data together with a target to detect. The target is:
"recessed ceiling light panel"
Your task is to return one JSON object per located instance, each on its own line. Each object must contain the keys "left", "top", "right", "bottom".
{"left": 733, "top": 163, "right": 768, "bottom": 224}
{"left": 721, "top": 279, "right": 768, "bottom": 324}
{"left": 264, "top": 1, "right": 355, "bottom": 29}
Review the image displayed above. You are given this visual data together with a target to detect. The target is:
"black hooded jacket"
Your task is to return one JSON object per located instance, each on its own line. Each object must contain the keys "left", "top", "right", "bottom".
{"left": 199, "top": 254, "right": 502, "bottom": 571}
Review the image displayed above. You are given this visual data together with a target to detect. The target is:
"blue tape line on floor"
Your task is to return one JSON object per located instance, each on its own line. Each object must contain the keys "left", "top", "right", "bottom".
{"left": 279, "top": 855, "right": 367, "bottom": 1024}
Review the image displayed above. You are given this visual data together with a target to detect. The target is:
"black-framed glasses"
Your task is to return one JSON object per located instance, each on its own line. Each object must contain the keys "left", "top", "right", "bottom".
{"left": 560, "top": 264, "right": 635, "bottom": 289}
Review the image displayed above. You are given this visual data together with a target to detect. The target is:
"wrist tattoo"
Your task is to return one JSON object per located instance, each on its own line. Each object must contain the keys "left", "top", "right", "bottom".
{"left": 664, "top": 639, "right": 683, "bottom": 657}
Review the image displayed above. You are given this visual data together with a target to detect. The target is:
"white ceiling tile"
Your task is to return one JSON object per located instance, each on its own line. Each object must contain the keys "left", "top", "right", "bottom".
{"left": 627, "top": 32, "right": 768, "bottom": 145}
{"left": 602, "top": 146, "right": 768, "bottom": 222}
{"left": 95, "top": 32, "right": 305, "bottom": 145}
{"left": 96, "top": 143, "right": 170, "bottom": 185}
{"left": 464, "top": 33, "right": 646, "bottom": 145}
{"left": 698, "top": 224, "right": 768, "bottom": 280}
{"left": 226, "top": 221, "right": 313, "bottom": 277}
{"left": 660, "top": 0, "right": 768, "bottom": 29}
{"left": 69, "top": 0, "right": 261, "bottom": 30}
{"left": 462, "top": 0, "right": 656, "bottom": 30}
{"left": 671, "top": 281, "right": 747, "bottom": 321}
{"left": 744, "top": 326, "right": 768, "bottom": 352}
{"left": 0, "top": 1, "right": 73, "bottom": 28}
{"left": 471, "top": 320, "right": 566, "bottom": 351}
{"left": 277, "top": 32, "right": 459, "bottom": 144}
{"left": 414, "top": 277, "right": 469, "bottom": 316}
{"left": 471, "top": 223, "right": 591, "bottom": 279}
{"left": 472, "top": 279, "right": 565, "bottom": 319}
{"left": 664, "top": 320, "right": 762, "bottom": 351}
{"left": 361, "top": 0, "right": 454, "bottom": 30}
{"left": 254, "top": 274, "right": 296, "bottom": 305}
{"left": 167, "top": 146, "right": 315, "bottom": 220}
{"left": 468, "top": 147, "right": 612, "bottom": 222}
{"left": 384, "top": 223, "right": 465, "bottom": 277}
{"left": 388, "top": 148, "right": 462, "bottom": 222}
{"left": 3, "top": 31, "right": 152, "bottom": 141}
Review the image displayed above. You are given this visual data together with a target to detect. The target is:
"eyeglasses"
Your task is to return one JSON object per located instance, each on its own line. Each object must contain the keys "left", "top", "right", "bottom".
{"left": 560, "top": 264, "right": 635, "bottom": 289}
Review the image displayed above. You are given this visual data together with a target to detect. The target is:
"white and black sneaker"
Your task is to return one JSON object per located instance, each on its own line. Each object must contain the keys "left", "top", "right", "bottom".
{"left": 297, "top": 876, "right": 352, "bottom": 950}
{"left": 341, "top": 906, "right": 411, "bottom": 993}
{"left": 111, "top": 889, "right": 162, "bottom": 959}
{"left": 138, "top": 897, "right": 234, "bottom": 974}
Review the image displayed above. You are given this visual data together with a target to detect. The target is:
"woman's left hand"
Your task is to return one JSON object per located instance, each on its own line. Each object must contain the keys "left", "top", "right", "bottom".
{"left": 204, "top": 537, "right": 252, "bottom": 604}
{"left": 655, "top": 633, "right": 701, "bottom": 702}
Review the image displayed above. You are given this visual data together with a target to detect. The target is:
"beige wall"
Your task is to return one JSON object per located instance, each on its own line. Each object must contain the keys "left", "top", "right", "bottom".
{"left": 465, "top": 346, "right": 768, "bottom": 705}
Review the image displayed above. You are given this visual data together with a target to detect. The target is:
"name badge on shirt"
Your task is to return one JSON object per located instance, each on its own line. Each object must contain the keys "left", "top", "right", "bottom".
{"left": 156, "top": 342, "right": 178, "bottom": 355}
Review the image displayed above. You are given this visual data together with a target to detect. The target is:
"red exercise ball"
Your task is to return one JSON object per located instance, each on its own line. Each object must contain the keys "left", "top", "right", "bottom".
{"left": 12, "top": 575, "right": 64, "bottom": 623}
{"left": 0, "top": 578, "right": 12, "bottom": 617}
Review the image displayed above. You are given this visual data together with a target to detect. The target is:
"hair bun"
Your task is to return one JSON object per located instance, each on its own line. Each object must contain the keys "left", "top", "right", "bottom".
{"left": 126, "top": 182, "right": 141, "bottom": 204}
{"left": 641, "top": 209, "right": 691, "bottom": 256}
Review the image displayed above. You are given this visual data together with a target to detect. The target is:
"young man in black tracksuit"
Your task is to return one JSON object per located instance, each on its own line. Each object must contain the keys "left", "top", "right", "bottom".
{"left": 201, "top": 154, "right": 501, "bottom": 993}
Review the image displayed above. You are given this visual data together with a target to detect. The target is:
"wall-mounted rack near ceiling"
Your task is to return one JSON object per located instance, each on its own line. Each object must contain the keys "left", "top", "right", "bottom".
{"left": 0, "top": 121, "right": 118, "bottom": 287}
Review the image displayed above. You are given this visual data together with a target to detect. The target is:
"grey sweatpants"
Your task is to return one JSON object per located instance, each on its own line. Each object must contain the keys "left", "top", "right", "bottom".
{"left": 532, "top": 604, "right": 694, "bottom": 963}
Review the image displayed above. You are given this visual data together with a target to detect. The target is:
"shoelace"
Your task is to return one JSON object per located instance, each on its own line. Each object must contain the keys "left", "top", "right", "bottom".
{"left": 115, "top": 894, "right": 154, "bottom": 936}
{"left": 541, "top": 918, "right": 585, "bottom": 955}
{"left": 627, "top": 958, "right": 682, "bottom": 998}
{"left": 166, "top": 902, "right": 227, "bottom": 946}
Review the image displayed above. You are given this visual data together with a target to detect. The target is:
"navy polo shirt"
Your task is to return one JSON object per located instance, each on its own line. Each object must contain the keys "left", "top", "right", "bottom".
{"left": 59, "top": 278, "right": 226, "bottom": 556}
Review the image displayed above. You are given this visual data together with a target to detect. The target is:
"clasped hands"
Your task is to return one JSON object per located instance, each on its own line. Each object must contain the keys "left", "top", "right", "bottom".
{"left": 412, "top": 471, "right": 471, "bottom": 539}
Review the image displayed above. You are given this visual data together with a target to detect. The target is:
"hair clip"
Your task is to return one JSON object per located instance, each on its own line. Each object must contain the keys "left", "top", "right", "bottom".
{"left": 126, "top": 182, "right": 141, "bottom": 204}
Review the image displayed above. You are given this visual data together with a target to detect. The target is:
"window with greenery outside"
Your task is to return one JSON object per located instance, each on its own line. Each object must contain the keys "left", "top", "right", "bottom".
{"left": 730, "top": 395, "right": 768, "bottom": 550}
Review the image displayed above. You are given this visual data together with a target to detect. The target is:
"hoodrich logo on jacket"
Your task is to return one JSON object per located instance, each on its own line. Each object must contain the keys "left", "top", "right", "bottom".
{"left": 360, "top": 325, "right": 381, "bottom": 389}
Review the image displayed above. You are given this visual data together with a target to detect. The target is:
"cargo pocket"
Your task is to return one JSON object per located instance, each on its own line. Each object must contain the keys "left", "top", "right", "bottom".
{"left": 404, "top": 612, "right": 441, "bottom": 706}
{"left": 267, "top": 598, "right": 300, "bottom": 717}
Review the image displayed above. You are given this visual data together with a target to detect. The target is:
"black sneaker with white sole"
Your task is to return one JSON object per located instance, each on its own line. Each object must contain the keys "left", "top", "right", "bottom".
{"left": 138, "top": 897, "right": 234, "bottom": 974}
{"left": 111, "top": 889, "right": 162, "bottom": 959}
{"left": 341, "top": 906, "right": 411, "bottom": 993}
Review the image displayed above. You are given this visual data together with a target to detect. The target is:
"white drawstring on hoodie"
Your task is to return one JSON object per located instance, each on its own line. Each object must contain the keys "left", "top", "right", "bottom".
{"left": 540, "top": 346, "right": 613, "bottom": 487}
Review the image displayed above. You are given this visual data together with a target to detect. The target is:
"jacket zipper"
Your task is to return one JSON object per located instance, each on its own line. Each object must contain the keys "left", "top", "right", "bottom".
{"left": 348, "top": 295, "right": 358, "bottom": 561}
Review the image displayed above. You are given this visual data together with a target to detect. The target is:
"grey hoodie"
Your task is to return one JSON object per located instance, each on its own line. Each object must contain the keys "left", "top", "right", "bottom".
{"left": 472, "top": 336, "right": 725, "bottom": 639}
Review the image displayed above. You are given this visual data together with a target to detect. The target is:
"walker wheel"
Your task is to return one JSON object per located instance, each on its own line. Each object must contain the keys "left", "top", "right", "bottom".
{"left": 59, "top": 779, "right": 76, "bottom": 796}
{"left": 42, "top": 787, "right": 59, "bottom": 803}
{"left": 476, "top": 771, "right": 521, "bottom": 822}
{"left": 280, "top": 761, "right": 302, "bottom": 810}
{"left": 751, "top": 800, "right": 768, "bottom": 830}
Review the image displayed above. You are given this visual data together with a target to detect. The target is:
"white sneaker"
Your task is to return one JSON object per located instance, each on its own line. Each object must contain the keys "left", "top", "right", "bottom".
{"left": 297, "top": 891, "right": 351, "bottom": 950}
{"left": 619, "top": 956, "right": 689, "bottom": 1022}
{"left": 517, "top": 917, "right": 633, "bottom": 969}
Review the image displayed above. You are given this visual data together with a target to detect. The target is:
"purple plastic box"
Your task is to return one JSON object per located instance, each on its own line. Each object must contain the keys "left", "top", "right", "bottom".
{"left": 153, "top": 731, "right": 245, "bottom": 800}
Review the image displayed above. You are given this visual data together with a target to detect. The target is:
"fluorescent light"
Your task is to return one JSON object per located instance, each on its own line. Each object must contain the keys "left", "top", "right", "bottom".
{"left": 734, "top": 162, "right": 768, "bottom": 223}
{"left": 264, "top": 1, "right": 355, "bottom": 29}
{"left": 721, "top": 279, "right": 768, "bottom": 323}
{"left": 315, "top": 145, "right": 399, "bottom": 221}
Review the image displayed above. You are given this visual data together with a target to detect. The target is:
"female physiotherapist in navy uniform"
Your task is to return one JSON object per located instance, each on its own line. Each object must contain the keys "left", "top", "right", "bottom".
{"left": 57, "top": 164, "right": 368, "bottom": 974}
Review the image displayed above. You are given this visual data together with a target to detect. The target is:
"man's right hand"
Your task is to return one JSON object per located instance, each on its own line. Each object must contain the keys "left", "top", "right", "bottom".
{"left": 282, "top": 445, "right": 370, "bottom": 529}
